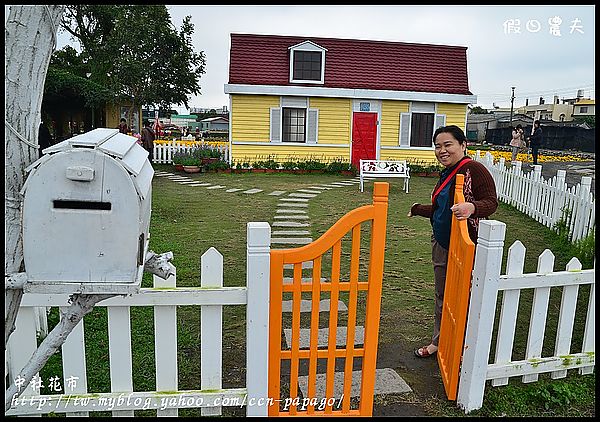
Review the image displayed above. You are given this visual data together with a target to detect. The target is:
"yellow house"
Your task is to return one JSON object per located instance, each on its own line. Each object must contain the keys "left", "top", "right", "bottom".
{"left": 224, "top": 34, "right": 477, "bottom": 167}
{"left": 105, "top": 102, "right": 142, "bottom": 134}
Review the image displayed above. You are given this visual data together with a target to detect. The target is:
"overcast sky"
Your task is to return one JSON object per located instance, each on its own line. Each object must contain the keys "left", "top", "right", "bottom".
{"left": 48, "top": 5, "right": 595, "bottom": 112}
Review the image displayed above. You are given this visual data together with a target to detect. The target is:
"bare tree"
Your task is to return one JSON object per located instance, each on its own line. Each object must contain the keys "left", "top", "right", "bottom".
{"left": 5, "top": 6, "right": 175, "bottom": 413}
{"left": 5, "top": 3, "right": 65, "bottom": 347}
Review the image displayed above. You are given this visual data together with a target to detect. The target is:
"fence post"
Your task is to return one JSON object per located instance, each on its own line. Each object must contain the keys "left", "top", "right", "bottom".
{"left": 246, "top": 222, "right": 271, "bottom": 416}
{"left": 457, "top": 220, "right": 506, "bottom": 414}
{"left": 530, "top": 165, "right": 542, "bottom": 219}
{"left": 572, "top": 176, "right": 592, "bottom": 241}
{"left": 201, "top": 248, "right": 223, "bottom": 416}
{"left": 510, "top": 161, "right": 522, "bottom": 207}
{"left": 497, "top": 157, "right": 505, "bottom": 198}
{"left": 550, "top": 169, "right": 566, "bottom": 228}
{"left": 154, "top": 269, "right": 178, "bottom": 416}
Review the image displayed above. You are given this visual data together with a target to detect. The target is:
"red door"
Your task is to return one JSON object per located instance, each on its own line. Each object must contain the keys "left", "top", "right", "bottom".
{"left": 351, "top": 113, "right": 377, "bottom": 169}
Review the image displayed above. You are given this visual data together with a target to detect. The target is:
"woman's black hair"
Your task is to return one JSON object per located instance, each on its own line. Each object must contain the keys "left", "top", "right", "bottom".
{"left": 433, "top": 125, "right": 467, "bottom": 145}
{"left": 516, "top": 124, "right": 523, "bottom": 130}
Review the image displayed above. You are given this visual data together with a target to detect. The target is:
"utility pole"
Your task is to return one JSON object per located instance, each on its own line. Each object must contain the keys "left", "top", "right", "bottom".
{"left": 509, "top": 86, "right": 516, "bottom": 127}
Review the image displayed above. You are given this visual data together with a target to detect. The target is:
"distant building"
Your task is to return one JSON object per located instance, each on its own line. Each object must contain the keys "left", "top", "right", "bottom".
{"left": 189, "top": 106, "right": 229, "bottom": 115}
{"left": 200, "top": 116, "right": 229, "bottom": 132}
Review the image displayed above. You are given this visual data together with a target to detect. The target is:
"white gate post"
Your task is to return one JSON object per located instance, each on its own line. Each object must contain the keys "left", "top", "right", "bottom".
{"left": 246, "top": 222, "right": 271, "bottom": 416}
{"left": 457, "top": 220, "right": 506, "bottom": 413}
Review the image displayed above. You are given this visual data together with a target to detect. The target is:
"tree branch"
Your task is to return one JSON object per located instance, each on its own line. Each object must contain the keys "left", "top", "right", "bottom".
{"left": 5, "top": 293, "right": 114, "bottom": 413}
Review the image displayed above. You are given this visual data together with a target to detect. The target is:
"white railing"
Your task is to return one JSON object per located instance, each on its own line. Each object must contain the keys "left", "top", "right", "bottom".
{"left": 472, "top": 151, "right": 595, "bottom": 242}
{"left": 153, "top": 140, "right": 230, "bottom": 164}
{"left": 5, "top": 223, "right": 270, "bottom": 417}
{"left": 457, "top": 220, "right": 595, "bottom": 413}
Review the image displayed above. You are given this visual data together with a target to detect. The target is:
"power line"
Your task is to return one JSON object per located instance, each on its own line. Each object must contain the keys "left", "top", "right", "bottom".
{"left": 475, "top": 83, "right": 595, "bottom": 99}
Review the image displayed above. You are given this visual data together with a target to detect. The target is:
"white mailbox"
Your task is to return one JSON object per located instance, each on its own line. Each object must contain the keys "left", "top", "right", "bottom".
{"left": 21, "top": 128, "right": 154, "bottom": 294}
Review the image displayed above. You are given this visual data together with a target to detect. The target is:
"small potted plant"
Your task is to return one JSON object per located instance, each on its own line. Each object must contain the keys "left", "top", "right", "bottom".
{"left": 181, "top": 151, "right": 202, "bottom": 173}
{"left": 172, "top": 151, "right": 185, "bottom": 172}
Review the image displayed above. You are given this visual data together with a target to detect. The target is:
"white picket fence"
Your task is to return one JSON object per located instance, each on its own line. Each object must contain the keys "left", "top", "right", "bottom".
{"left": 458, "top": 220, "right": 595, "bottom": 413}
{"left": 471, "top": 151, "right": 595, "bottom": 242}
{"left": 5, "top": 223, "right": 270, "bottom": 417}
{"left": 152, "top": 139, "right": 230, "bottom": 164}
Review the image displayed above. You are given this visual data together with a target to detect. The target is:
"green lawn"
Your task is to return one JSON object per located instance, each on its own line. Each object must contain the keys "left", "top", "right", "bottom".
{"left": 38, "top": 165, "right": 594, "bottom": 417}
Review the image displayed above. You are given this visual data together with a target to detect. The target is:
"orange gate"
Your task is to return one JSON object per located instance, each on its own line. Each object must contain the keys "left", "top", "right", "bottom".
{"left": 268, "top": 182, "right": 389, "bottom": 416}
{"left": 437, "top": 173, "right": 476, "bottom": 400}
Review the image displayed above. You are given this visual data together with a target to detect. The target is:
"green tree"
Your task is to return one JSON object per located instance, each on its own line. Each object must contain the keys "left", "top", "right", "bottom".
{"left": 574, "top": 115, "right": 595, "bottom": 128}
{"left": 470, "top": 105, "right": 489, "bottom": 114}
{"left": 59, "top": 5, "right": 205, "bottom": 126}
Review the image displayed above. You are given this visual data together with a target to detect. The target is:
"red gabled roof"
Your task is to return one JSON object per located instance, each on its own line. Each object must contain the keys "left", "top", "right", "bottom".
{"left": 229, "top": 33, "right": 472, "bottom": 95}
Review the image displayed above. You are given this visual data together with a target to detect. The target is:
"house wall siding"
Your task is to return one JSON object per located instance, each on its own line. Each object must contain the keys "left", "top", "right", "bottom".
{"left": 231, "top": 94, "right": 280, "bottom": 142}
{"left": 231, "top": 144, "right": 349, "bottom": 164}
{"left": 437, "top": 102, "right": 467, "bottom": 128}
{"left": 309, "top": 97, "right": 351, "bottom": 145}
{"left": 380, "top": 100, "right": 409, "bottom": 147}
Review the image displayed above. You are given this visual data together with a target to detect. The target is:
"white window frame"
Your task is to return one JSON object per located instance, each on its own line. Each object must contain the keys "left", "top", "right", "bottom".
{"left": 289, "top": 41, "right": 327, "bottom": 85}
{"left": 398, "top": 102, "right": 446, "bottom": 149}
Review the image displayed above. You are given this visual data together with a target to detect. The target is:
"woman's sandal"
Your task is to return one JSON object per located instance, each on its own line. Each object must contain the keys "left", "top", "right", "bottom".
{"left": 414, "top": 346, "right": 437, "bottom": 358}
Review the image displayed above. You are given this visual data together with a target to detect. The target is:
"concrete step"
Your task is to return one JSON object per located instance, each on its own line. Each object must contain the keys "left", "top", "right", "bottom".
{"left": 297, "top": 368, "right": 412, "bottom": 401}
{"left": 281, "top": 298, "right": 347, "bottom": 312}
{"left": 283, "top": 326, "right": 364, "bottom": 349}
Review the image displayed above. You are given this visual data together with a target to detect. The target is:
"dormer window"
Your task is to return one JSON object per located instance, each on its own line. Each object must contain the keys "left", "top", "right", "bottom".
{"left": 289, "top": 41, "right": 327, "bottom": 84}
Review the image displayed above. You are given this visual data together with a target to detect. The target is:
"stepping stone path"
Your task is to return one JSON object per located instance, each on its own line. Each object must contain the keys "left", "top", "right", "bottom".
{"left": 153, "top": 169, "right": 412, "bottom": 398}
{"left": 284, "top": 326, "right": 365, "bottom": 349}
{"left": 297, "top": 368, "right": 412, "bottom": 402}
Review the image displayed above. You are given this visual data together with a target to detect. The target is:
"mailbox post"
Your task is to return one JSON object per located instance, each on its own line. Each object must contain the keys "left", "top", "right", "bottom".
{"left": 21, "top": 128, "right": 154, "bottom": 294}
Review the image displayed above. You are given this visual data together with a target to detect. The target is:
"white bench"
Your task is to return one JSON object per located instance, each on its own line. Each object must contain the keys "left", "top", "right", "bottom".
{"left": 359, "top": 159, "right": 410, "bottom": 193}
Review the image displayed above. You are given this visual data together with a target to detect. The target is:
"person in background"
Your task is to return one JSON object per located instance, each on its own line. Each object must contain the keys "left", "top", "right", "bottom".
{"left": 118, "top": 118, "right": 129, "bottom": 134}
{"left": 509, "top": 124, "right": 524, "bottom": 162}
{"left": 526, "top": 120, "right": 543, "bottom": 165}
{"left": 408, "top": 125, "right": 498, "bottom": 358}
{"left": 140, "top": 119, "right": 156, "bottom": 162}
{"left": 38, "top": 121, "right": 52, "bottom": 158}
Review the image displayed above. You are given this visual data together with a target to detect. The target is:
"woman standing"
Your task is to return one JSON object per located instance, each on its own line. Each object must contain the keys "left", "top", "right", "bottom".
{"left": 509, "top": 124, "right": 525, "bottom": 162}
{"left": 408, "top": 125, "right": 498, "bottom": 358}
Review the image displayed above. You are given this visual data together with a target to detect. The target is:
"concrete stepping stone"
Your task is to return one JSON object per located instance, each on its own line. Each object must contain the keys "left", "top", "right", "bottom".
{"left": 280, "top": 198, "right": 310, "bottom": 203}
{"left": 330, "top": 182, "right": 354, "bottom": 186}
{"left": 243, "top": 188, "right": 263, "bottom": 194}
{"left": 273, "top": 221, "right": 310, "bottom": 228}
{"left": 309, "top": 186, "right": 332, "bottom": 190}
{"left": 281, "top": 298, "right": 347, "bottom": 313}
{"left": 276, "top": 209, "right": 307, "bottom": 214}
{"left": 271, "top": 237, "right": 313, "bottom": 245}
{"left": 272, "top": 230, "right": 312, "bottom": 236}
{"left": 207, "top": 185, "right": 226, "bottom": 189}
{"left": 282, "top": 277, "right": 329, "bottom": 284}
{"left": 226, "top": 188, "right": 243, "bottom": 193}
{"left": 269, "top": 190, "right": 287, "bottom": 196}
{"left": 297, "top": 189, "right": 323, "bottom": 194}
{"left": 178, "top": 180, "right": 202, "bottom": 184}
{"left": 284, "top": 261, "right": 313, "bottom": 269}
{"left": 283, "top": 326, "right": 365, "bottom": 349}
{"left": 277, "top": 202, "right": 308, "bottom": 208}
{"left": 321, "top": 184, "right": 346, "bottom": 188}
{"left": 190, "top": 183, "right": 212, "bottom": 187}
{"left": 297, "top": 368, "right": 412, "bottom": 401}
{"left": 273, "top": 215, "right": 309, "bottom": 220}
{"left": 289, "top": 193, "right": 318, "bottom": 198}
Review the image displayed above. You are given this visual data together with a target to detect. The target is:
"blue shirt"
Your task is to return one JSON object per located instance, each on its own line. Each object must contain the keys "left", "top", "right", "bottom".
{"left": 431, "top": 166, "right": 456, "bottom": 250}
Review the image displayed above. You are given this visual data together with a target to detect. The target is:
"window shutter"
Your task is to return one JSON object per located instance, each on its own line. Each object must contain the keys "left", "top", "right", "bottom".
{"left": 270, "top": 108, "right": 281, "bottom": 142}
{"left": 399, "top": 113, "right": 411, "bottom": 146}
{"left": 435, "top": 114, "right": 446, "bottom": 130}
{"left": 306, "top": 109, "right": 318, "bottom": 144}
